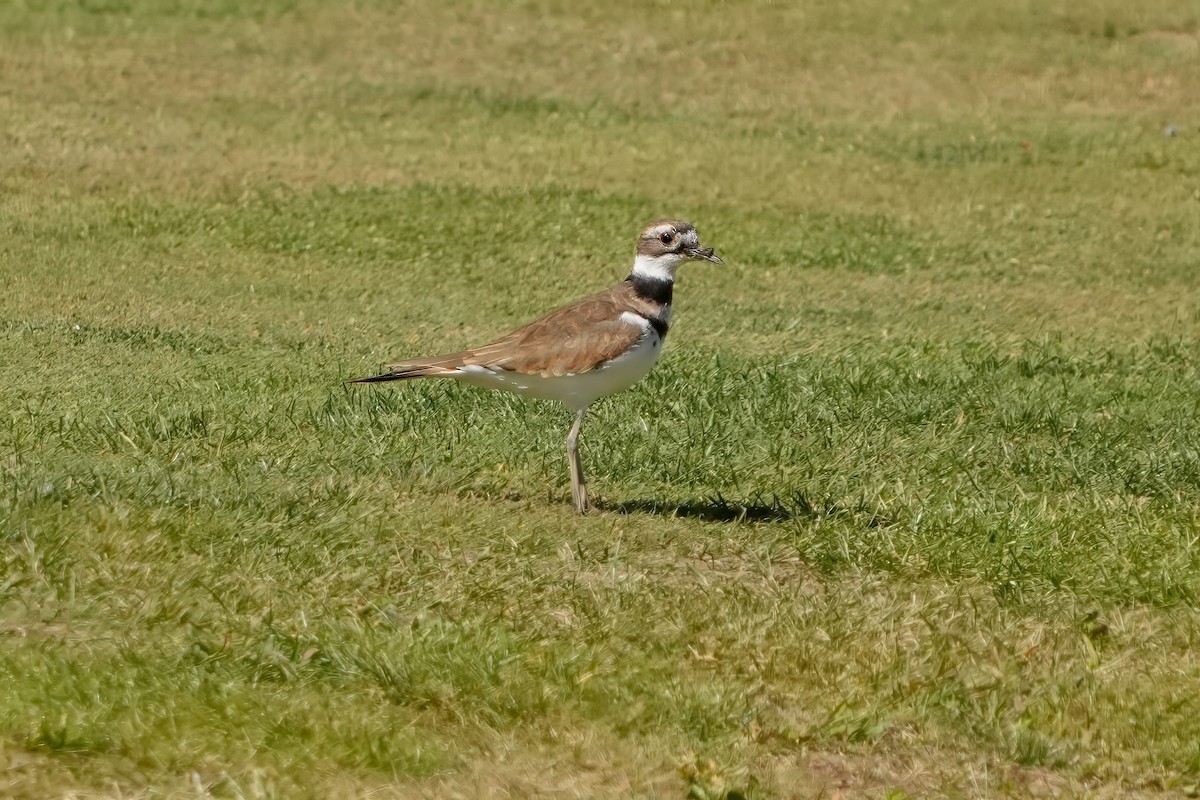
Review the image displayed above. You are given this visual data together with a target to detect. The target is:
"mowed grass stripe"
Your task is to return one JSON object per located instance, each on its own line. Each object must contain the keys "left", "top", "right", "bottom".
{"left": 4, "top": 313, "right": 1198, "bottom": 605}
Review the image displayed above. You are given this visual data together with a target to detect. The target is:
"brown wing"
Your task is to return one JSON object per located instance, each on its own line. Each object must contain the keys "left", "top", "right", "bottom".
{"left": 354, "top": 283, "right": 651, "bottom": 383}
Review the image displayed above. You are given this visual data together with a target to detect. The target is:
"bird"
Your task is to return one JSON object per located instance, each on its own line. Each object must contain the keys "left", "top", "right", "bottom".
{"left": 351, "top": 219, "right": 722, "bottom": 513}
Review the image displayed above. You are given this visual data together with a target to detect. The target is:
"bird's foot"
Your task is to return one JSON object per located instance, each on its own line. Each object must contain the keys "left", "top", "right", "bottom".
{"left": 572, "top": 482, "right": 590, "bottom": 514}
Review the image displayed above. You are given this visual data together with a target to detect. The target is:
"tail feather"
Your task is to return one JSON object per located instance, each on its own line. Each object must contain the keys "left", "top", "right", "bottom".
{"left": 348, "top": 358, "right": 464, "bottom": 384}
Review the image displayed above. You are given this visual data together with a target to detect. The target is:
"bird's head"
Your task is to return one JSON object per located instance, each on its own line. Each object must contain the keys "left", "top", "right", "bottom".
{"left": 633, "top": 220, "right": 722, "bottom": 281}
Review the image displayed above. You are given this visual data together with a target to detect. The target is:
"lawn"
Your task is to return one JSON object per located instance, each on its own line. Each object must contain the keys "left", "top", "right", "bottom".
{"left": 2, "top": 0, "right": 1199, "bottom": 797}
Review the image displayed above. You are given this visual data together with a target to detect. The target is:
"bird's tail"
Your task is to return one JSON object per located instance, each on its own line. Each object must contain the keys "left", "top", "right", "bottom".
{"left": 347, "top": 357, "right": 465, "bottom": 384}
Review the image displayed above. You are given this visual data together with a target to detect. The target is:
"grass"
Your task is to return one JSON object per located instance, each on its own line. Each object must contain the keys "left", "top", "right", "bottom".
{"left": 2, "top": 0, "right": 1200, "bottom": 797}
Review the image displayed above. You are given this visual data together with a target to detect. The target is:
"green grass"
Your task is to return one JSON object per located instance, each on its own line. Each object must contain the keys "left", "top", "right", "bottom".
{"left": 2, "top": 1, "right": 1200, "bottom": 797}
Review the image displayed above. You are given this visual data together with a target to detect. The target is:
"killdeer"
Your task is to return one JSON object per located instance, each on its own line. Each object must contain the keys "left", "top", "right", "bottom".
{"left": 351, "top": 219, "right": 722, "bottom": 513}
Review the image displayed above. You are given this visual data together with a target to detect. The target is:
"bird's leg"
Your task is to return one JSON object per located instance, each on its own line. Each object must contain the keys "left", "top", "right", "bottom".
{"left": 566, "top": 408, "right": 589, "bottom": 514}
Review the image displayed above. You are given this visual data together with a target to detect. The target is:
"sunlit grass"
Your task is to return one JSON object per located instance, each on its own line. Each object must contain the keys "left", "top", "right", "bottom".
{"left": 2, "top": 1, "right": 1199, "bottom": 797}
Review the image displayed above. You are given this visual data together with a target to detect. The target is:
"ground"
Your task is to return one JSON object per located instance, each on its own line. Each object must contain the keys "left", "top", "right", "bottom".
{"left": 1, "top": 0, "right": 1199, "bottom": 797}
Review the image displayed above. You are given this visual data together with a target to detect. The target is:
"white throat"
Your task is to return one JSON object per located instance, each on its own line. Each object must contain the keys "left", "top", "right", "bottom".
{"left": 631, "top": 254, "right": 678, "bottom": 283}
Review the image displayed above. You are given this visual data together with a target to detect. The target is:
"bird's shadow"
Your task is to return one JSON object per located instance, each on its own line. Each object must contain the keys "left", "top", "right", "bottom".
{"left": 598, "top": 493, "right": 893, "bottom": 527}
{"left": 597, "top": 495, "right": 797, "bottom": 523}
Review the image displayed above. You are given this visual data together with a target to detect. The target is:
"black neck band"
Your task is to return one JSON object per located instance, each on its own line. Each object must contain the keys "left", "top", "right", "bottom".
{"left": 627, "top": 273, "right": 673, "bottom": 305}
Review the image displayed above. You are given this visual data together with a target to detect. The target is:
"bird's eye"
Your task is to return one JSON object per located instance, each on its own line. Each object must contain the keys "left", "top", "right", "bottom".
{"left": 660, "top": 232, "right": 674, "bottom": 245}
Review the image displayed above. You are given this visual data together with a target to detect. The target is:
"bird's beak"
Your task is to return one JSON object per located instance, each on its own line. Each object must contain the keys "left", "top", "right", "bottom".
{"left": 686, "top": 246, "right": 723, "bottom": 265}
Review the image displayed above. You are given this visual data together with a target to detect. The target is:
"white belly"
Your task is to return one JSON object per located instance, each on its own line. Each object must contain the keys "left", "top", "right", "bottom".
{"left": 455, "top": 330, "right": 664, "bottom": 411}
